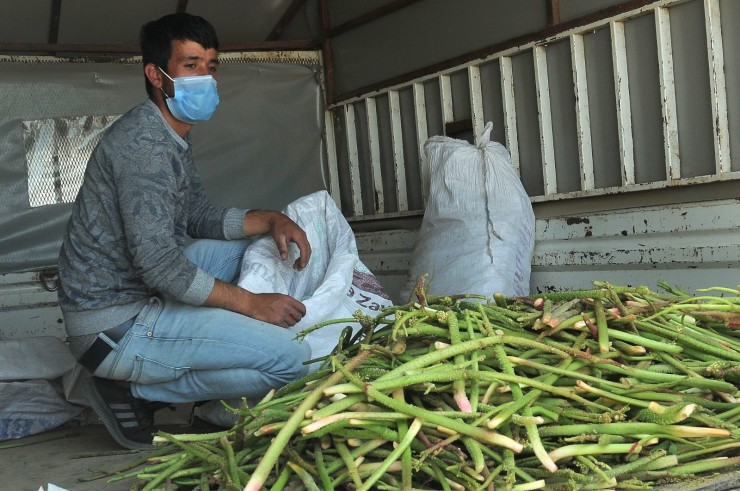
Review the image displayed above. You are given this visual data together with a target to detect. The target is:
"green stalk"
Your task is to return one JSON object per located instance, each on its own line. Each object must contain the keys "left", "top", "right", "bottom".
{"left": 244, "top": 346, "right": 375, "bottom": 491}
{"left": 392, "top": 388, "right": 413, "bottom": 490}
{"left": 335, "top": 439, "right": 363, "bottom": 488}
{"left": 267, "top": 465, "right": 292, "bottom": 491}
{"left": 601, "top": 327, "right": 683, "bottom": 354}
{"left": 301, "top": 411, "right": 410, "bottom": 435}
{"left": 604, "top": 448, "right": 667, "bottom": 478}
{"left": 219, "top": 435, "right": 241, "bottom": 489}
{"left": 465, "top": 311, "right": 481, "bottom": 413}
{"left": 494, "top": 344, "right": 557, "bottom": 472}
{"left": 539, "top": 422, "right": 730, "bottom": 439}
{"left": 472, "top": 370, "right": 613, "bottom": 413}
{"left": 549, "top": 443, "right": 637, "bottom": 464}
{"left": 634, "top": 319, "right": 740, "bottom": 361}
{"left": 287, "top": 461, "right": 322, "bottom": 491}
{"left": 140, "top": 454, "right": 189, "bottom": 491}
{"left": 590, "top": 362, "right": 737, "bottom": 394}
{"left": 642, "top": 456, "right": 740, "bottom": 478}
{"left": 375, "top": 335, "right": 570, "bottom": 383}
{"left": 574, "top": 455, "right": 612, "bottom": 483}
{"left": 507, "top": 356, "right": 624, "bottom": 389}
{"left": 593, "top": 299, "right": 610, "bottom": 353}
{"left": 331, "top": 356, "right": 524, "bottom": 452}
{"left": 445, "top": 311, "right": 473, "bottom": 412}
{"left": 313, "top": 442, "right": 334, "bottom": 491}
{"left": 324, "top": 439, "right": 387, "bottom": 476}
{"left": 358, "top": 418, "right": 423, "bottom": 491}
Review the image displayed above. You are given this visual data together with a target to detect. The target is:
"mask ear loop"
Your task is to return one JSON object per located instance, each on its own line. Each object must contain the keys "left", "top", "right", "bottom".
{"left": 157, "top": 66, "right": 175, "bottom": 99}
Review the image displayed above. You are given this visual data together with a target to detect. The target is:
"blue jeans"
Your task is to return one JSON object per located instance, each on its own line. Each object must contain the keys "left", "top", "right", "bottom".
{"left": 94, "top": 239, "right": 311, "bottom": 403}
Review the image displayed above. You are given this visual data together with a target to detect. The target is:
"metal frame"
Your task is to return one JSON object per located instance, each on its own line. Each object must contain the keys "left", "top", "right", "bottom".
{"left": 325, "top": 0, "right": 736, "bottom": 221}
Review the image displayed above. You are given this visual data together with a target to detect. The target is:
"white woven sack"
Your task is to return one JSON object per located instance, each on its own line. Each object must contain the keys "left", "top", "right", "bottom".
{"left": 238, "top": 190, "right": 392, "bottom": 364}
{"left": 402, "top": 122, "right": 534, "bottom": 300}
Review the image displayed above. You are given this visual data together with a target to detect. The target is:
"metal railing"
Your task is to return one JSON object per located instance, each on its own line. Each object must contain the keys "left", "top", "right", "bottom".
{"left": 325, "top": 0, "right": 737, "bottom": 221}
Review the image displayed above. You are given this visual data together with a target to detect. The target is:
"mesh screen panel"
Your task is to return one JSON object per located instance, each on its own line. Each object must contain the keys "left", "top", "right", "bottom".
{"left": 23, "top": 115, "right": 119, "bottom": 207}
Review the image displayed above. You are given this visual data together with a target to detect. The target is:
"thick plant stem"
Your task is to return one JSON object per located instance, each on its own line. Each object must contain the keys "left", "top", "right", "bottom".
{"left": 357, "top": 418, "right": 423, "bottom": 491}
{"left": 493, "top": 344, "right": 557, "bottom": 472}
{"left": 331, "top": 356, "right": 524, "bottom": 452}
{"left": 244, "top": 347, "right": 375, "bottom": 491}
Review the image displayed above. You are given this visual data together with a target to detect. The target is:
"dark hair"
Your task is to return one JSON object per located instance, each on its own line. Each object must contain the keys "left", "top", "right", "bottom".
{"left": 139, "top": 13, "right": 219, "bottom": 96}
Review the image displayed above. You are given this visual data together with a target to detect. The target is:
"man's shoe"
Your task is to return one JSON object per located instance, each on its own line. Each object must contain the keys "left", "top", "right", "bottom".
{"left": 82, "top": 376, "right": 162, "bottom": 450}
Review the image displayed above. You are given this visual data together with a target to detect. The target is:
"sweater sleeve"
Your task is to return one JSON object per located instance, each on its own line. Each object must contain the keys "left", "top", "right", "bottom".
{"left": 111, "top": 137, "right": 226, "bottom": 305}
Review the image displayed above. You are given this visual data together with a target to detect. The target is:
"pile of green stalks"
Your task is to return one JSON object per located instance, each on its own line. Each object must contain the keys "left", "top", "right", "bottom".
{"left": 107, "top": 281, "right": 740, "bottom": 490}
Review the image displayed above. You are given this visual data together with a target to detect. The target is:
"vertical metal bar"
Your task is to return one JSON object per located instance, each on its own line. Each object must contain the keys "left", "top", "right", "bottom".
{"left": 655, "top": 6, "right": 681, "bottom": 180}
{"left": 534, "top": 45, "right": 557, "bottom": 195}
{"left": 319, "top": 0, "right": 336, "bottom": 104}
{"left": 468, "top": 65, "right": 485, "bottom": 143}
{"left": 704, "top": 0, "right": 731, "bottom": 174}
{"left": 365, "top": 97, "right": 385, "bottom": 214}
{"left": 323, "top": 109, "right": 341, "bottom": 205}
{"left": 500, "top": 56, "right": 521, "bottom": 175}
{"left": 413, "top": 82, "right": 430, "bottom": 205}
{"left": 389, "top": 90, "right": 408, "bottom": 212}
{"left": 570, "top": 33, "right": 595, "bottom": 191}
{"left": 439, "top": 74, "right": 454, "bottom": 131}
{"left": 344, "top": 103, "right": 363, "bottom": 216}
{"left": 611, "top": 20, "right": 635, "bottom": 186}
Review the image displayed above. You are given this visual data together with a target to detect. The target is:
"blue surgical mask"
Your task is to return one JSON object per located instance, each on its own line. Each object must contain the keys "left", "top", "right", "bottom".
{"left": 158, "top": 67, "right": 220, "bottom": 124}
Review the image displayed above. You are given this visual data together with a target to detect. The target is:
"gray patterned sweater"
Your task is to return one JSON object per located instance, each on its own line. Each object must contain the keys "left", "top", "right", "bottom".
{"left": 58, "top": 99, "right": 247, "bottom": 340}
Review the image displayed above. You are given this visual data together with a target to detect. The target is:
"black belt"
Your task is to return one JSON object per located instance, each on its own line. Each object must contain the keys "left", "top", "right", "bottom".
{"left": 78, "top": 317, "right": 136, "bottom": 373}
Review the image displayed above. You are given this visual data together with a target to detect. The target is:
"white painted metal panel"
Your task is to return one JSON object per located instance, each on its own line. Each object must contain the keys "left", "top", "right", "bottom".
{"left": 533, "top": 45, "right": 557, "bottom": 195}
{"left": 326, "top": 0, "right": 738, "bottom": 221}
{"left": 468, "top": 65, "right": 485, "bottom": 143}
{"left": 323, "top": 109, "right": 341, "bottom": 205}
{"left": 439, "top": 74, "right": 454, "bottom": 130}
{"left": 531, "top": 199, "right": 740, "bottom": 293}
{"left": 655, "top": 7, "right": 681, "bottom": 180}
{"left": 0, "top": 272, "right": 65, "bottom": 340}
{"left": 365, "top": 97, "right": 385, "bottom": 214}
{"left": 570, "top": 33, "right": 594, "bottom": 192}
{"left": 343, "top": 104, "right": 364, "bottom": 216}
{"left": 413, "top": 83, "right": 430, "bottom": 204}
{"left": 358, "top": 200, "right": 740, "bottom": 302}
{"left": 388, "top": 90, "right": 408, "bottom": 212}
{"left": 704, "top": 0, "right": 731, "bottom": 175}
{"left": 500, "top": 56, "right": 521, "bottom": 176}
{"left": 611, "top": 20, "right": 636, "bottom": 186}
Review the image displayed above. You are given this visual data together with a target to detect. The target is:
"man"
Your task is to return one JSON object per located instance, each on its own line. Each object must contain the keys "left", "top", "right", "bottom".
{"left": 58, "top": 13, "right": 312, "bottom": 450}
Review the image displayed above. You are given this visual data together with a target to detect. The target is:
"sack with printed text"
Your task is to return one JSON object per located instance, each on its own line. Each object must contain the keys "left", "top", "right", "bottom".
{"left": 238, "top": 190, "right": 392, "bottom": 369}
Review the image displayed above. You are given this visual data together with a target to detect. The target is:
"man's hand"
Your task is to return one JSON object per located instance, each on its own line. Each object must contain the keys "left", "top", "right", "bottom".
{"left": 243, "top": 209, "right": 311, "bottom": 270}
{"left": 244, "top": 292, "right": 306, "bottom": 327}
{"left": 205, "top": 281, "right": 306, "bottom": 328}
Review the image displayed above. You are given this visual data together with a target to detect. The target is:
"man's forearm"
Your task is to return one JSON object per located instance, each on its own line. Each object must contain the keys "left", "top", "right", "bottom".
{"left": 242, "top": 209, "right": 275, "bottom": 237}
{"left": 204, "top": 278, "right": 254, "bottom": 317}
